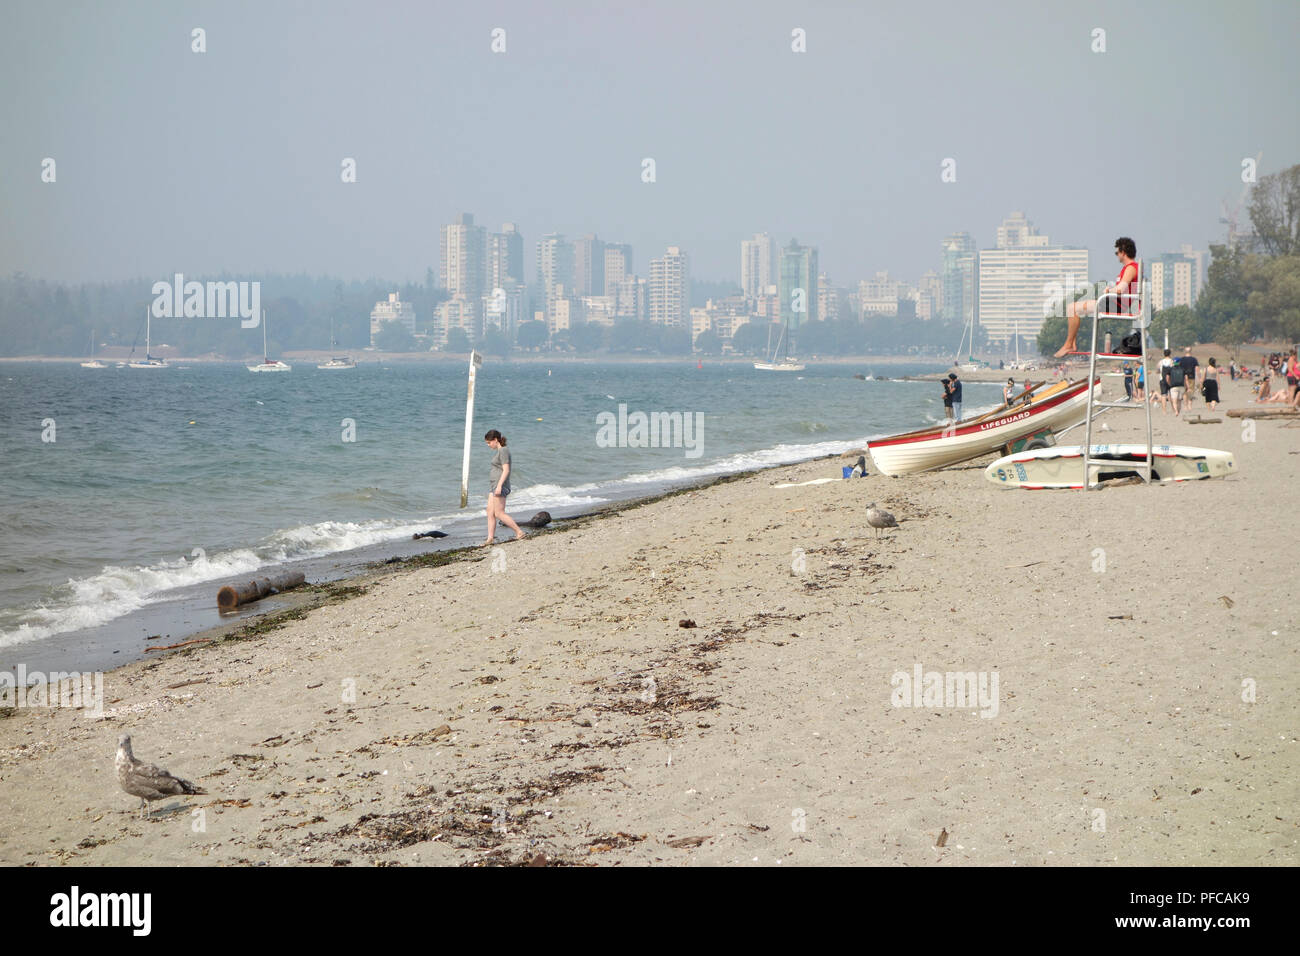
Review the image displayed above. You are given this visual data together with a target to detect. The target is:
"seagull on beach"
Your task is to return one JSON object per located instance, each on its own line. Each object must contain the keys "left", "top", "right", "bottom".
{"left": 866, "top": 503, "right": 899, "bottom": 539}
{"left": 116, "top": 734, "right": 205, "bottom": 819}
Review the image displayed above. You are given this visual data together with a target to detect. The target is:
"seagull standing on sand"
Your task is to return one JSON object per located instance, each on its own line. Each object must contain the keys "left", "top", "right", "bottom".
{"left": 116, "top": 734, "right": 205, "bottom": 819}
{"left": 866, "top": 503, "right": 899, "bottom": 539}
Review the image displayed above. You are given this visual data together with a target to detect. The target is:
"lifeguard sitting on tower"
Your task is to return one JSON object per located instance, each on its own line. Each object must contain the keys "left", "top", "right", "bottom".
{"left": 1054, "top": 236, "right": 1139, "bottom": 358}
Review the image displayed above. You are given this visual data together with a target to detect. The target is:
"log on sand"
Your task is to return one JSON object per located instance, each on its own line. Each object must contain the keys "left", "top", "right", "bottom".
{"left": 1226, "top": 407, "right": 1299, "bottom": 419}
{"left": 217, "top": 571, "right": 307, "bottom": 611}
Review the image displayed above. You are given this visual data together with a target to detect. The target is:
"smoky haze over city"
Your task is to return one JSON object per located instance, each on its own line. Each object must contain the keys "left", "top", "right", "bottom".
{"left": 3, "top": 0, "right": 1298, "bottom": 288}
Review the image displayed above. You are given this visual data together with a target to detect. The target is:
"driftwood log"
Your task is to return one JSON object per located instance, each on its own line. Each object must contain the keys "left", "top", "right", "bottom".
{"left": 1226, "top": 407, "right": 1299, "bottom": 419}
{"left": 217, "top": 571, "right": 306, "bottom": 611}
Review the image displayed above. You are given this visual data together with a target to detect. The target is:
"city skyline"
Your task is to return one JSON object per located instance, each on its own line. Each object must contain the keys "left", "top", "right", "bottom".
{"left": 2, "top": 1, "right": 1297, "bottom": 288}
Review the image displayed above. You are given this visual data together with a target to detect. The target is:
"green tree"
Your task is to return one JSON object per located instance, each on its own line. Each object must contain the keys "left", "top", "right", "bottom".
{"left": 1247, "top": 163, "right": 1300, "bottom": 257}
{"left": 375, "top": 320, "right": 418, "bottom": 351}
{"left": 568, "top": 321, "right": 608, "bottom": 353}
{"left": 1153, "top": 305, "right": 1209, "bottom": 347}
{"left": 481, "top": 325, "right": 510, "bottom": 357}
{"left": 1197, "top": 244, "right": 1247, "bottom": 333}
{"left": 1215, "top": 317, "right": 1249, "bottom": 359}
{"left": 1244, "top": 254, "right": 1300, "bottom": 342}
{"left": 731, "top": 320, "right": 778, "bottom": 355}
{"left": 693, "top": 329, "right": 721, "bottom": 354}
{"left": 515, "top": 320, "right": 548, "bottom": 350}
{"left": 1036, "top": 315, "right": 1067, "bottom": 356}
{"left": 445, "top": 327, "right": 472, "bottom": 353}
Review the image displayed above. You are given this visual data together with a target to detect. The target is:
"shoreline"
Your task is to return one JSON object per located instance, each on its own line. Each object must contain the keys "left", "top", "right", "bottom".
{"left": 3, "top": 375, "right": 1295, "bottom": 867}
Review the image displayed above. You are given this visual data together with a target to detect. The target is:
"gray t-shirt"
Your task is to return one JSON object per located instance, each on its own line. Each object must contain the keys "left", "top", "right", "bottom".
{"left": 489, "top": 446, "right": 511, "bottom": 496}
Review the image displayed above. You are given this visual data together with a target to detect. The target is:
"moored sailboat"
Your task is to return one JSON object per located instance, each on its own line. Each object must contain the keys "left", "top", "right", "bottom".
{"left": 248, "top": 310, "right": 291, "bottom": 372}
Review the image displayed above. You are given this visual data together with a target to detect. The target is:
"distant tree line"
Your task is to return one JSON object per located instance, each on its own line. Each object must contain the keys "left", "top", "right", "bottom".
{"left": 0, "top": 273, "right": 449, "bottom": 357}
{"left": 1037, "top": 162, "right": 1300, "bottom": 357}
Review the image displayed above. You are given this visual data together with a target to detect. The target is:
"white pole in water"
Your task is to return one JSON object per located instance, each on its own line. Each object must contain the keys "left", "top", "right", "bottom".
{"left": 460, "top": 350, "right": 484, "bottom": 508}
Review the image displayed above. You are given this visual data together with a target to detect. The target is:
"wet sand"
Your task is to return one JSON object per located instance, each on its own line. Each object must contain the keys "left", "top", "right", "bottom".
{"left": 2, "top": 375, "right": 1296, "bottom": 866}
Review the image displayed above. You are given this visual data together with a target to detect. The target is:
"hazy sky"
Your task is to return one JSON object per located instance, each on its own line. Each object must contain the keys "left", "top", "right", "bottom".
{"left": 3, "top": 0, "right": 1298, "bottom": 288}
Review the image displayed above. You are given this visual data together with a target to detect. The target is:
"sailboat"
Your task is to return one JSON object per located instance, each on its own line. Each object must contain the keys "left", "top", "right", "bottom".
{"left": 248, "top": 310, "right": 291, "bottom": 372}
{"left": 128, "top": 309, "right": 169, "bottom": 368}
{"left": 80, "top": 330, "right": 106, "bottom": 368}
{"left": 317, "top": 318, "right": 355, "bottom": 369}
{"left": 754, "top": 316, "right": 804, "bottom": 371}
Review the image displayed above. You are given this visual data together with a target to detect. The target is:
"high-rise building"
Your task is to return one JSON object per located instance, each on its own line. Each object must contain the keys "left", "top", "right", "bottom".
{"left": 941, "top": 232, "right": 977, "bottom": 326}
{"left": 1148, "top": 252, "right": 1201, "bottom": 313}
{"left": 603, "top": 243, "right": 633, "bottom": 295}
{"left": 536, "top": 235, "right": 574, "bottom": 320}
{"left": 573, "top": 234, "right": 606, "bottom": 297}
{"left": 488, "top": 223, "right": 524, "bottom": 293}
{"left": 995, "top": 211, "right": 1050, "bottom": 250}
{"left": 433, "top": 296, "right": 478, "bottom": 349}
{"left": 481, "top": 284, "right": 527, "bottom": 342}
{"left": 858, "top": 271, "right": 903, "bottom": 317}
{"left": 741, "top": 232, "right": 776, "bottom": 298}
{"left": 816, "top": 273, "right": 839, "bottom": 322}
{"left": 649, "top": 247, "right": 690, "bottom": 327}
{"left": 977, "top": 213, "right": 1088, "bottom": 346}
{"left": 613, "top": 275, "right": 647, "bottom": 320}
{"left": 440, "top": 213, "right": 487, "bottom": 303}
{"left": 917, "top": 270, "right": 942, "bottom": 321}
{"left": 778, "top": 240, "right": 818, "bottom": 331}
{"left": 1179, "top": 244, "right": 1208, "bottom": 302}
{"left": 370, "top": 292, "right": 417, "bottom": 346}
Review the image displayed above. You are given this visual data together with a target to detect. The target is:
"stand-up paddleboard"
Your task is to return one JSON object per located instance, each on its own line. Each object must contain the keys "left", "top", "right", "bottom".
{"left": 985, "top": 444, "right": 1237, "bottom": 489}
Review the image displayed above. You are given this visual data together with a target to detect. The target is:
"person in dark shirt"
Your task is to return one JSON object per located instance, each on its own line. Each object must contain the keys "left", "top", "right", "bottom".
{"left": 1122, "top": 363, "right": 1134, "bottom": 400}
{"left": 941, "top": 377, "right": 954, "bottom": 420}
{"left": 1178, "top": 348, "right": 1199, "bottom": 409}
{"left": 947, "top": 372, "right": 963, "bottom": 421}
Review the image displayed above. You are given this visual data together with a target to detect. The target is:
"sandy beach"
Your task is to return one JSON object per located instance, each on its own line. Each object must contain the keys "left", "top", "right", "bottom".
{"left": 2, "top": 374, "right": 1296, "bottom": 867}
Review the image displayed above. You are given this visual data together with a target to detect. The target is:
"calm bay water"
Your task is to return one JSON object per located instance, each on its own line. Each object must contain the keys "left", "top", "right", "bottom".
{"left": 0, "top": 359, "right": 1000, "bottom": 661}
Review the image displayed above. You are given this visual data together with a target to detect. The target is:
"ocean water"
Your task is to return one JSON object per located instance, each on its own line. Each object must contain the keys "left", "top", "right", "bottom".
{"left": 0, "top": 360, "right": 1001, "bottom": 663}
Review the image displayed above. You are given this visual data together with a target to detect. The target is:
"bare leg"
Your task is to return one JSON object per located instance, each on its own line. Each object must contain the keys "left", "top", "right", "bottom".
{"left": 496, "top": 500, "right": 526, "bottom": 540}
{"left": 485, "top": 496, "right": 498, "bottom": 544}
{"left": 1054, "top": 301, "right": 1092, "bottom": 358}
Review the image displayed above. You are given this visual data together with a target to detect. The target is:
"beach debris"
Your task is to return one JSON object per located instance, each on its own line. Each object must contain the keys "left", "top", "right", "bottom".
{"left": 1226, "top": 407, "right": 1298, "bottom": 418}
{"left": 1186, "top": 416, "right": 1222, "bottom": 424}
{"left": 1107, "top": 614, "right": 1133, "bottom": 620}
{"left": 412, "top": 530, "right": 449, "bottom": 540}
{"left": 527, "top": 853, "right": 549, "bottom": 866}
{"left": 664, "top": 835, "right": 709, "bottom": 848}
{"left": 217, "top": 571, "right": 307, "bottom": 611}
{"left": 1218, "top": 595, "right": 1235, "bottom": 609}
{"left": 865, "top": 503, "right": 899, "bottom": 539}
{"left": 678, "top": 619, "right": 697, "bottom": 628}
{"left": 116, "top": 735, "right": 206, "bottom": 820}
{"left": 145, "top": 638, "right": 211, "bottom": 653}
{"left": 525, "top": 511, "right": 552, "bottom": 528}
{"left": 935, "top": 827, "right": 949, "bottom": 848}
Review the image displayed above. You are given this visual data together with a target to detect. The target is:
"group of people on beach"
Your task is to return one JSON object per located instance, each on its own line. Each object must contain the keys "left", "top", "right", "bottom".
{"left": 1254, "top": 350, "right": 1300, "bottom": 407}
{"left": 1150, "top": 347, "right": 1221, "bottom": 415}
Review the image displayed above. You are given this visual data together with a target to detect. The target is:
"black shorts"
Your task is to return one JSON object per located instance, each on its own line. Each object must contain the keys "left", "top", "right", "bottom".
{"left": 1288, "top": 375, "right": 1298, "bottom": 388}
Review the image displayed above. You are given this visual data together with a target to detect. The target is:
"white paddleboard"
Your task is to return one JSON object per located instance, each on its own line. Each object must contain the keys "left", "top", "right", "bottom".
{"left": 985, "top": 444, "right": 1237, "bottom": 489}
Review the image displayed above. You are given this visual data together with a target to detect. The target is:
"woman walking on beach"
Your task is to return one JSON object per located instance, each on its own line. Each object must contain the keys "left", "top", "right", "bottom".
{"left": 1202, "top": 357, "right": 1221, "bottom": 410}
{"left": 483, "top": 429, "right": 526, "bottom": 545}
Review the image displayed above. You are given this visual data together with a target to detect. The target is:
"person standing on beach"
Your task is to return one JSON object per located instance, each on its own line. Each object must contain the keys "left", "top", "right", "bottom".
{"left": 1285, "top": 350, "right": 1299, "bottom": 405}
{"left": 1122, "top": 363, "right": 1134, "bottom": 401}
{"left": 1157, "top": 349, "right": 1174, "bottom": 414}
{"left": 1202, "top": 357, "right": 1221, "bottom": 410}
{"left": 1165, "top": 351, "right": 1187, "bottom": 416}
{"left": 941, "top": 377, "right": 954, "bottom": 420}
{"left": 483, "top": 429, "right": 526, "bottom": 545}
{"left": 1179, "top": 347, "right": 1199, "bottom": 410}
{"left": 948, "top": 372, "right": 963, "bottom": 421}
{"left": 1003, "top": 377, "right": 1016, "bottom": 405}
